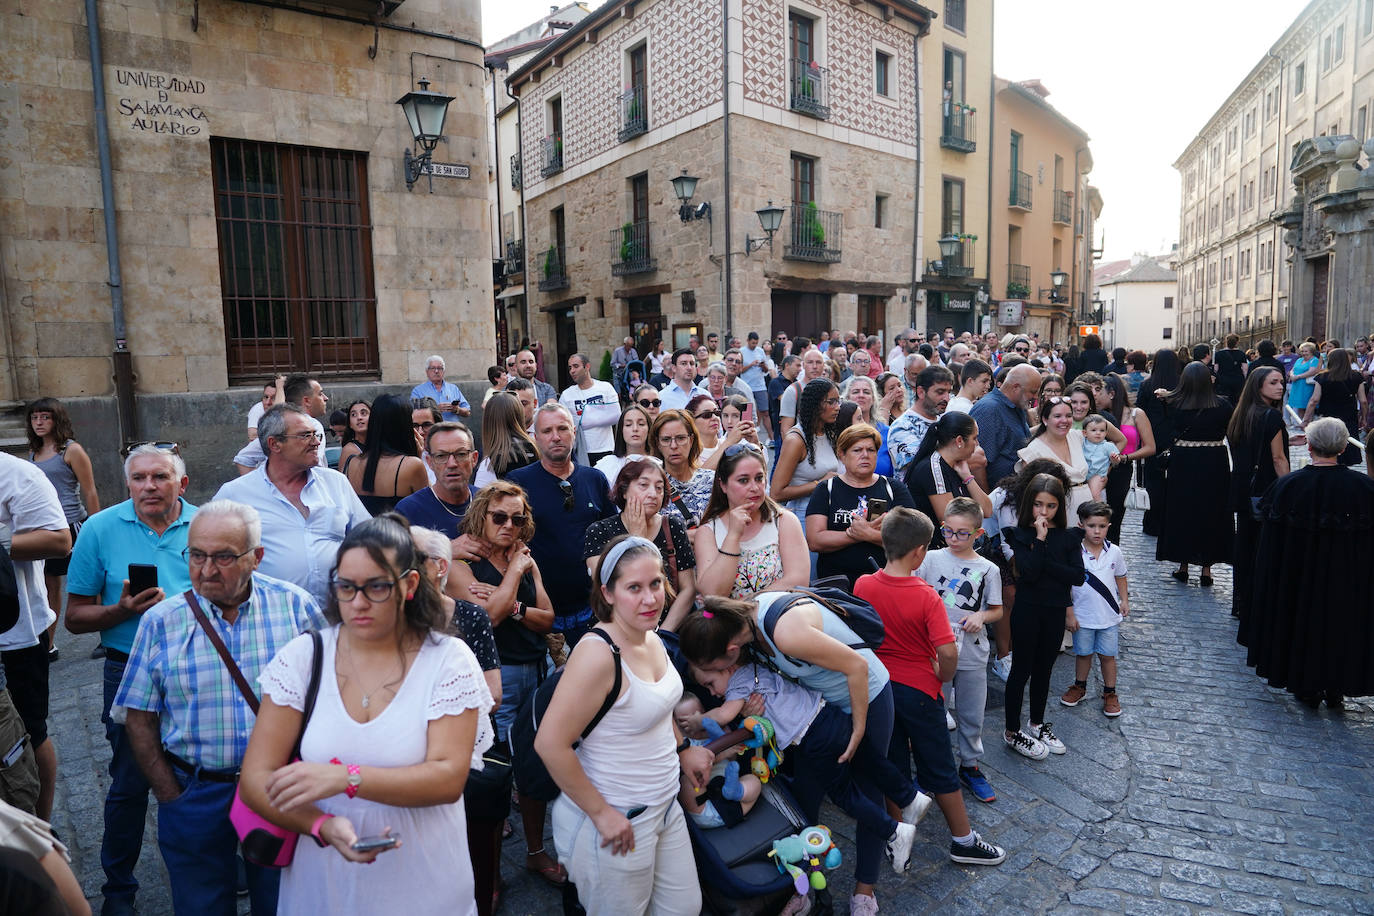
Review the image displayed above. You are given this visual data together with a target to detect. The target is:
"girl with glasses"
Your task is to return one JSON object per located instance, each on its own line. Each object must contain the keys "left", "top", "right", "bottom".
{"left": 242, "top": 513, "right": 494, "bottom": 915}
{"left": 344, "top": 395, "right": 428, "bottom": 516}
{"left": 1028, "top": 375, "right": 1064, "bottom": 427}
{"left": 771, "top": 379, "right": 842, "bottom": 519}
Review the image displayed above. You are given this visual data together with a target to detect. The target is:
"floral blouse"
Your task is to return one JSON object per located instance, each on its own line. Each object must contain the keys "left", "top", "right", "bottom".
{"left": 708, "top": 517, "right": 784, "bottom": 599}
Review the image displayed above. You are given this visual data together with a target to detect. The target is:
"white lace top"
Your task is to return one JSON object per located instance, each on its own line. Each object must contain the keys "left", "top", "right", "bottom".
{"left": 258, "top": 625, "right": 494, "bottom": 916}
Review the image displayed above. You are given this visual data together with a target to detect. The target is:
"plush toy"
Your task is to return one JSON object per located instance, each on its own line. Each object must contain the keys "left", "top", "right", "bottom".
{"left": 741, "top": 716, "right": 782, "bottom": 783}
{"left": 768, "top": 825, "right": 843, "bottom": 893}
{"left": 697, "top": 717, "right": 744, "bottom": 802}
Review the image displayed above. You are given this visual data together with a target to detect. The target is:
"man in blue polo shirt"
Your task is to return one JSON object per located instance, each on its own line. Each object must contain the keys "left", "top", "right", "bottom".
{"left": 396, "top": 422, "right": 491, "bottom": 565}
{"left": 410, "top": 354, "right": 472, "bottom": 422}
{"left": 66, "top": 444, "right": 197, "bottom": 916}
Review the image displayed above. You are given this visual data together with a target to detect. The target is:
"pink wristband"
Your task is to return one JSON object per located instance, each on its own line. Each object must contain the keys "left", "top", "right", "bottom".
{"left": 330, "top": 757, "right": 363, "bottom": 798}
{"left": 310, "top": 812, "right": 334, "bottom": 847}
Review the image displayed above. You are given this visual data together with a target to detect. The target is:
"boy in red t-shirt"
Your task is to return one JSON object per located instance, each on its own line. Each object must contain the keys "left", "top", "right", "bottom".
{"left": 855, "top": 507, "right": 1008, "bottom": 866}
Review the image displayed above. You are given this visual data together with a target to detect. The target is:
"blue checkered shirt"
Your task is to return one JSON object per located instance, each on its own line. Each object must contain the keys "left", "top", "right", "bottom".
{"left": 113, "top": 572, "right": 327, "bottom": 771}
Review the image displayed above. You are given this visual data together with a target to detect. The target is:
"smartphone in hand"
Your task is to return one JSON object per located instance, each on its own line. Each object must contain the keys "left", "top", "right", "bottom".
{"left": 351, "top": 834, "right": 401, "bottom": 853}
{"left": 128, "top": 564, "right": 159, "bottom": 595}
{"left": 867, "top": 498, "right": 888, "bottom": 518}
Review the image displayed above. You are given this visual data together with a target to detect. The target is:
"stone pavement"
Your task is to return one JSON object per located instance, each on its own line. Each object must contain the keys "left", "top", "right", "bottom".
{"left": 45, "top": 508, "right": 1374, "bottom": 914}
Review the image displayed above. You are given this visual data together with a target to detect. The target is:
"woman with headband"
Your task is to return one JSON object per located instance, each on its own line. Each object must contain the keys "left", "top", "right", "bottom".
{"left": 536, "top": 536, "right": 713, "bottom": 916}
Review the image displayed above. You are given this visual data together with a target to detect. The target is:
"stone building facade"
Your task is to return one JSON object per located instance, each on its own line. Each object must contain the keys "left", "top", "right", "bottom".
{"left": 0, "top": 0, "right": 491, "bottom": 497}
{"left": 506, "top": 0, "right": 931, "bottom": 389}
{"left": 1173, "top": 0, "right": 1374, "bottom": 349}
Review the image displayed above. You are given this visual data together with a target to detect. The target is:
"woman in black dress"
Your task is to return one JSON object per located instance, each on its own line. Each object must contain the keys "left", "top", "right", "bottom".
{"left": 1135, "top": 349, "right": 1181, "bottom": 537}
{"left": 1213, "top": 333, "right": 1248, "bottom": 403}
{"left": 1301, "top": 347, "right": 1367, "bottom": 466}
{"left": 1226, "top": 367, "right": 1289, "bottom": 624}
{"left": 1156, "top": 362, "right": 1233, "bottom": 586}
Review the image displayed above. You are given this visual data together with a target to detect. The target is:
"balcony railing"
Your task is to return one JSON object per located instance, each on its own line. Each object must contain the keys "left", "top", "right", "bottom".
{"left": 617, "top": 85, "right": 648, "bottom": 142}
{"left": 789, "top": 59, "right": 831, "bottom": 120}
{"left": 541, "top": 135, "right": 563, "bottom": 178}
{"left": 1053, "top": 189, "right": 1073, "bottom": 225}
{"left": 940, "top": 106, "right": 976, "bottom": 153}
{"left": 928, "top": 238, "right": 974, "bottom": 278}
{"left": 537, "top": 245, "right": 569, "bottom": 291}
{"left": 784, "top": 205, "right": 842, "bottom": 263}
{"left": 1010, "top": 170, "right": 1032, "bottom": 210}
{"left": 510, "top": 153, "right": 522, "bottom": 191}
{"left": 1006, "top": 263, "right": 1030, "bottom": 299}
{"left": 503, "top": 240, "right": 524, "bottom": 279}
{"left": 610, "top": 220, "right": 657, "bottom": 275}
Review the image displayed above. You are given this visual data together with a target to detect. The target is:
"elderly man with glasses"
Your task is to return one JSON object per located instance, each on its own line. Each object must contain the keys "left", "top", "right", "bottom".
{"left": 214, "top": 404, "right": 370, "bottom": 606}
{"left": 411, "top": 354, "right": 471, "bottom": 421}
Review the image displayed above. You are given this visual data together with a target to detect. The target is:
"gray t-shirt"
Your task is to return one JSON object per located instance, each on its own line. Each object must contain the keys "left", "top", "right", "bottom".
{"left": 916, "top": 549, "right": 1002, "bottom": 670}
{"left": 726, "top": 664, "right": 822, "bottom": 749}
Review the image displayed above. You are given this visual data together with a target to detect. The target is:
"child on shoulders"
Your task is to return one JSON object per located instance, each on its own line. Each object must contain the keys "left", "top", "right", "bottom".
{"left": 1060, "top": 501, "right": 1129, "bottom": 718}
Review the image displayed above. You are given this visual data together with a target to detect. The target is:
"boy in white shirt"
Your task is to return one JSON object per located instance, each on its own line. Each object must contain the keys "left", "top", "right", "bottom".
{"left": 1060, "top": 501, "right": 1130, "bottom": 717}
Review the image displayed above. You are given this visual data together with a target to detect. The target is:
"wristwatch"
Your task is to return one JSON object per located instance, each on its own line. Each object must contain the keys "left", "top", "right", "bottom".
{"left": 676, "top": 736, "right": 692, "bottom": 754}
{"left": 511, "top": 601, "right": 525, "bottom": 621}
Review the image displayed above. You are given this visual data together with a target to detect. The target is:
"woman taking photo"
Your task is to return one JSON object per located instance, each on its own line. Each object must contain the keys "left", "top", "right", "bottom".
{"left": 771, "top": 379, "right": 842, "bottom": 518}
{"left": 446, "top": 482, "right": 565, "bottom": 886}
{"left": 473, "top": 392, "right": 539, "bottom": 489}
{"left": 593, "top": 404, "right": 654, "bottom": 489}
{"left": 905, "top": 413, "right": 993, "bottom": 548}
{"left": 718, "top": 394, "right": 770, "bottom": 474}
{"left": 536, "top": 537, "right": 710, "bottom": 916}
{"left": 1097, "top": 373, "right": 1155, "bottom": 544}
{"left": 844, "top": 375, "right": 894, "bottom": 476}
{"left": 649, "top": 409, "right": 715, "bottom": 527}
{"left": 1136, "top": 348, "right": 1181, "bottom": 536}
{"left": 26, "top": 397, "right": 99, "bottom": 655}
{"left": 694, "top": 445, "right": 808, "bottom": 600}
{"left": 687, "top": 394, "right": 724, "bottom": 467}
{"left": 1301, "top": 347, "right": 1366, "bottom": 465}
{"left": 339, "top": 400, "right": 371, "bottom": 469}
{"left": 806, "top": 423, "right": 914, "bottom": 586}
{"left": 583, "top": 458, "right": 697, "bottom": 631}
{"left": 1155, "top": 362, "right": 1233, "bottom": 586}
{"left": 874, "top": 372, "right": 905, "bottom": 426}
{"left": 242, "top": 514, "right": 494, "bottom": 915}
{"left": 344, "top": 395, "right": 429, "bottom": 515}
{"left": 1227, "top": 367, "right": 1289, "bottom": 624}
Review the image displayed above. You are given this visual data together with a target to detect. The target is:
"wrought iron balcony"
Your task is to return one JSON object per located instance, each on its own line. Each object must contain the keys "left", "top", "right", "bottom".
{"left": 1010, "top": 170, "right": 1032, "bottom": 210}
{"left": 784, "top": 205, "right": 841, "bottom": 263}
{"left": 940, "top": 106, "right": 976, "bottom": 153}
{"left": 789, "top": 59, "right": 830, "bottom": 120}
{"left": 1006, "top": 263, "right": 1030, "bottom": 299}
{"left": 541, "top": 135, "right": 563, "bottom": 178}
{"left": 510, "top": 153, "right": 522, "bottom": 191}
{"left": 610, "top": 220, "right": 657, "bottom": 276}
{"left": 617, "top": 85, "right": 648, "bottom": 142}
{"left": 537, "top": 245, "right": 568, "bottom": 291}
{"left": 1053, "top": 189, "right": 1073, "bottom": 225}
{"left": 927, "top": 238, "right": 974, "bottom": 278}
{"left": 503, "top": 240, "right": 524, "bottom": 278}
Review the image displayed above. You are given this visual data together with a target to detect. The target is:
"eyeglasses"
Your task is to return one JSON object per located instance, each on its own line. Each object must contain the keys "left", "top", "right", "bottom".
{"left": 559, "top": 479, "right": 574, "bottom": 511}
{"left": 823, "top": 397, "right": 841, "bottom": 407}
{"left": 184, "top": 547, "right": 254, "bottom": 568}
{"left": 723, "top": 442, "right": 762, "bottom": 459}
{"left": 278, "top": 430, "right": 323, "bottom": 443}
{"left": 488, "top": 510, "right": 529, "bottom": 528}
{"left": 693, "top": 410, "right": 720, "bottom": 421}
{"left": 939, "top": 526, "right": 977, "bottom": 543}
{"left": 120, "top": 440, "right": 180, "bottom": 458}
{"left": 430, "top": 448, "right": 473, "bottom": 463}
{"left": 412, "top": 421, "right": 436, "bottom": 431}
{"left": 638, "top": 398, "right": 661, "bottom": 408}
{"left": 659, "top": 434, "right": 692, "bottom": 447}
{"left": 330, "top": 577, "right": 406, "bottom": 603}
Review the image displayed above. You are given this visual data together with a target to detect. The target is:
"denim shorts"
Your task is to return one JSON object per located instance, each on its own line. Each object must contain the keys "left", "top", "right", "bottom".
{"left": 1072, "top": 625, "right": 1119, "bottom": 658}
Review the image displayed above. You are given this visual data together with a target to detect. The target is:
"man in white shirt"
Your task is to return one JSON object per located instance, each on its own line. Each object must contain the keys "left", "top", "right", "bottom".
{"left": 659, "top": 348, "right": 710, "bottom": 411}
{"left": 245, "top": 380, "right": 275, "bottom": 442}
{"left": 887, "top": 328, "right": 916, "bottom": 372}
{"left": 739, "top": 332, "right": 775, "bottom": 438}
{"left": 778, "top": 347, "right": 828, "bottom": 436}
{"left": 232, "top": 373, "right": 329, "bottom": 474}
{"left": 560, "top": 352, "right": 622, "bottom": 464}
{"left": 214, "top": 404, "right": 370, "bottom": 605}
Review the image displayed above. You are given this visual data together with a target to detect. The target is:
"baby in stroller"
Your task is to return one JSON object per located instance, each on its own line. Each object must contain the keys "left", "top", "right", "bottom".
{"left": 675, "top": 693, "right": 763, "bottom": 829}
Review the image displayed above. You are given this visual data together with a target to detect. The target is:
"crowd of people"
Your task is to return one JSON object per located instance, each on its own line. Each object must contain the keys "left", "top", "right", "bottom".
{"left": 0, "top": 323, "right": 1370, "bottom": 916}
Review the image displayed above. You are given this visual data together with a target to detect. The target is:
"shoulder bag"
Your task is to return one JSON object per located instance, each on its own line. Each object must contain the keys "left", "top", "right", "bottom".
{"left": 185, "top": 591, "right": 324, "bottom": 868}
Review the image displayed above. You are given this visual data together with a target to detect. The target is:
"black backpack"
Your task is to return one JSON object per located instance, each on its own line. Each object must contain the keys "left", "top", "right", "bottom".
{"left": 762, "top": 586, "right": 886, "bottom": 653}
{"left": 509, "top": 629, "right": 623, "bottom": 803}
{"left": 0, "top": 542, "right": 21, "bottom": 634}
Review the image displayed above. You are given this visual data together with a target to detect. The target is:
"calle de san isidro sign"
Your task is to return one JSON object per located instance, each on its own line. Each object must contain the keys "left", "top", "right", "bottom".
{"left": 422, "top": 162, "right": 471, "bottom": 179}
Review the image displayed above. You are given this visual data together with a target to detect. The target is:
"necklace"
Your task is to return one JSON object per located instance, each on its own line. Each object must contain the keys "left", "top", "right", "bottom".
{"left": 338, "top": 634, "right": 406, "bottom": 710}
{"left": 430, "top": 485, "right": 467, "bottom": 517}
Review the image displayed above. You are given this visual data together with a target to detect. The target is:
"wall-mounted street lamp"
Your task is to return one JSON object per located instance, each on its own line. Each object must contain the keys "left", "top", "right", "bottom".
{"left": 397, "top": 78, "right": 454, "bottom": 192}
{"left": 745, "top": 201, "right": 786, "bottom": 254}
{"left": 1040, "top": 269, "right": 1068, "bottom": 304}
{"left": 671, "top": 170, "right": 711, "bottom": 222}
{"left": 937, "top": 234, "right": 961, "bottom": 261}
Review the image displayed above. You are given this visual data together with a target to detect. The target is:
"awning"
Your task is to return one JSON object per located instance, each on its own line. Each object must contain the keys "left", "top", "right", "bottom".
{"left": 496, "top": 285, "right": 525, "bottom": 300}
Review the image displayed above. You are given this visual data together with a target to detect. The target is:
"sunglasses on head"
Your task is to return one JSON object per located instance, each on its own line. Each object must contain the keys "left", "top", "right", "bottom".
{"left": 723, "top": 442, "right": 763, "bottom": 459}
{"left": 121, "top": 440, "right": 180, "bottom": 458}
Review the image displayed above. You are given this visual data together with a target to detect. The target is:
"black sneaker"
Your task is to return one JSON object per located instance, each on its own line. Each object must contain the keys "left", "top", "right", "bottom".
{"left": 949, "top": 831, "right": 1007, "bottom": 865}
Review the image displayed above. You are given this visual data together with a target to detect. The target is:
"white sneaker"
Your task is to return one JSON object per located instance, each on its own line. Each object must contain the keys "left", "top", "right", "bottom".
{"left": 991, "top": 654, "right": 1013, "bottom": 682}
{"left": 900, "top": 791, "right": 932, "bottom": 825}
{"left": 847, "top": 893, "right": 877, "bottom": 916}
{"left": 1031, "top": 722, "right": 1066, "bottom": 755}
{"left": 946, "top": 709, "right": 957, "bottom": 731}
{"left": 1003, "top": 728, "right": 1049, "bottom": 760}
{"left": 886, "top": 821, "right": 917, "bottom": 874}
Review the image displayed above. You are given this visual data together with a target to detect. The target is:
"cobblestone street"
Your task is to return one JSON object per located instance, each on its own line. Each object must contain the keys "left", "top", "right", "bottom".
{"left": 46, "top": 509, "right": 1374, "bottom": 915}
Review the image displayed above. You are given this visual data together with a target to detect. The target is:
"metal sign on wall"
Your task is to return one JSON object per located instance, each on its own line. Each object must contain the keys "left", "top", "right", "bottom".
{"left": 998, "top": 300, "right": 1025, "bottom": 326}
{"left": 422, "top": 162, "right": 471, "bottom": 179}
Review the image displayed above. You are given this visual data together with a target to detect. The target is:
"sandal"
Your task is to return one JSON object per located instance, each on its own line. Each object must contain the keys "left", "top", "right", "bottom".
{"left": 1199, "top": 574, "right": 1213, "bottom": 587}
{"left": 525, "top": 849, "right": 569, "bottom": 887}
{"left": 1170, "top": 569, "right": 1189, "bottom": 583}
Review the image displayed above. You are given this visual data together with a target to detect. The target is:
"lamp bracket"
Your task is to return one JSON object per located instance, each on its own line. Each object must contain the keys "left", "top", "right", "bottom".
{"left": 745, "top": 233, "right": 774, "bottom": 255}
{"left": 404, "top": 148, "right": 434, "bottom": 193}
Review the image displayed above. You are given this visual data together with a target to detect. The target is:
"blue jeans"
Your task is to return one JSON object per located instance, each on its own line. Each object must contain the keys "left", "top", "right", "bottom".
{"left": 157, "top": 772, "right": 279, "bottom": 916}
{"left": 494, "top": 659, "right": 543, "bottom": 742}
{"left": 101, "top": 656, "right": 150, "bottom": 904}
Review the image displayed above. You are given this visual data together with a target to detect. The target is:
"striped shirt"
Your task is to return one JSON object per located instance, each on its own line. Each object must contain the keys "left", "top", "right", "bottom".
{"left": 113, "top": 572, "right": 326, "bottom": 771}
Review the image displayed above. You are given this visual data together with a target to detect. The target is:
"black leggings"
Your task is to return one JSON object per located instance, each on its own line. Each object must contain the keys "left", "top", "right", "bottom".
{"left": 1004, "top": 599, "right": 1067, "bottom": 733}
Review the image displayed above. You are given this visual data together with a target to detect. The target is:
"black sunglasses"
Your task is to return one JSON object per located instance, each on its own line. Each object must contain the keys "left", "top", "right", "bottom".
{"left": 723, "top": 442, "right": 763, "bottom": 459}
{"left": 558, "top": 479, "right": 574, "bottom": 511}
{"left": 638, "top": 398, "right": 661, "bottom": 408}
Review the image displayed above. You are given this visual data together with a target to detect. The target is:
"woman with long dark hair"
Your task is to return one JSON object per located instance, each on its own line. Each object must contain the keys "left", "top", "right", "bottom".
{"left": 1136, "top": 348, "right": 1181, "bottom": 535}
{"left": 592, "top": 404, "right": 653, "bottom": 490}
{"left": 1227, "top": 367, "right": 1289, "bottom": 623}
{"left": 473, "top": 392, "right": 539, "bottom": 489}
{"left": 1301, "top": 347, "right": 1366, "bottom": 465}
{"left": 344, "top": 395, "right": 428, "bottom": 515}
{"left": 1156, "top": 362, "right": 1233, "bottom": 585}
{"left": 771, "top": 378, "right": 842, "bottom": 517}
{"left": 695, "top": 444, "right": 807, "bottom": 599}
{"left": 1099, "top": 373, "right": 1155, "bottom": 544}
{"left": 905, "top": 412, "right": 992, "bottom": 548}
{"left": 339, "top": 400, "right": 371, "bottom": 469}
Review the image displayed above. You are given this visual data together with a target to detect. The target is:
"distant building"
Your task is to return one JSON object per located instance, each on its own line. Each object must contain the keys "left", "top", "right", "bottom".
{"left": 1094, "top": 254, "right": 1178, "bottom": 354}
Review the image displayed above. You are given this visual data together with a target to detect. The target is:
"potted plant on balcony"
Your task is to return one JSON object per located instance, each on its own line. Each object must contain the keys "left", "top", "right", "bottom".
{"left": 544, "top": 245, "right": 560, "bottom": 280}
{"left": 619, "top": 222, "right": 635, "bottom": 263}
{"left": 801, "top": 201, "right": 825, "bottom": 247}
{"left": 800, "top": 60, "right": 820, "bottom": 100}
{"left": 1006, "top": 281, "right": 1030, "bottom": 299}
{"left": 624, "top": 87, "right": 642, "bottom": 124}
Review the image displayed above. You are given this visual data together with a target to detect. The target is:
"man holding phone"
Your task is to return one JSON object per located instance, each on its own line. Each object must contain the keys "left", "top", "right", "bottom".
{"left": 410, "top": 354, "right": 472, "bottom": 422}
{"left": 67, "top": 444, "right": 197, "bottom": 916}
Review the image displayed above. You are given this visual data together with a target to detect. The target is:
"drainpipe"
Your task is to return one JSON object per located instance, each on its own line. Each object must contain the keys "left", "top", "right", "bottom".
{"left": 983, "top": 29, "right": 995, "bottom": 336}
{"left": 721, "top": 0, "right": 734, "bottom": 338}
{"left": 505, "top": 75, "right": 531, "bottom": 341}
{"left": 85, "top": 0, "right": 135, "bottom": 445}
{"left": 488, "top": 59, "right": 505, "bottom": 352}
{"left": 909, "top": 38, "right": 923, "bottom": 330}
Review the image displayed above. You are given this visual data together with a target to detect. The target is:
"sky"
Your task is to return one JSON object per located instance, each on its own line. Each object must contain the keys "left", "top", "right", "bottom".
{"left": 481, "top": 0, "right": 1313, "bottom": 262}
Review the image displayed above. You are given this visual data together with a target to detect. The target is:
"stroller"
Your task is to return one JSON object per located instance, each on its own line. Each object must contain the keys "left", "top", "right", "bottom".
{"left": 658, "top": 631, "right": 830, "bottom": 916}
{"left": 620, "top": 358, "right": 647, "bottom": 403}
